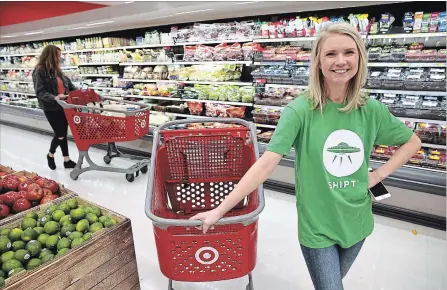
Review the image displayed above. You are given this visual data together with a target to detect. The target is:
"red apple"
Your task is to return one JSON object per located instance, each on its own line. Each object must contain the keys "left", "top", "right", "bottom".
{"left": 3, "top": 178, "right": 19, "bottom": 191}
{"left": 26, "top": 184, "right": 44, "bottom": 201}
{"left": 17, "top": 191, "right": 27, "bottom": 199}
{"left": 44, "top": 180, "right": 59, "bottom": 193}
{"left": 42, "top": 188, "right": 53, "bottom": 197}
{"left": 36, "top": 178, "right": 47, "bottom": 188}
{"left": 32, "top": 176, "right": 41, "bottom": 182}
{"left": 0, "top": 172, "right": 8, "bottom": 177}
{"left": 18, "top": 180, "right": 33, "bottom": 191}
{"left": 40, "top": 194, "right": 59, "bottom": 205}
{"left": 1, "top": 191, "right": 20, "bottom": 206}
{"left": 17, "top": 176, "right": 29, "bottom": 184}
{"left": 0, "top": 179, "right": 3, "bottom": 192}
{"left": 0, "top": 204, "right": 10, "bottom": 218}
{"left": 13, "top": 198, "right": 31, "bottom": 213}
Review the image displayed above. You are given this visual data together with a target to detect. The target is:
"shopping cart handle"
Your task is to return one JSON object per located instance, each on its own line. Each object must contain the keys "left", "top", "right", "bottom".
{"left": 157, "top": 118, "right": 254, "bottom": 131}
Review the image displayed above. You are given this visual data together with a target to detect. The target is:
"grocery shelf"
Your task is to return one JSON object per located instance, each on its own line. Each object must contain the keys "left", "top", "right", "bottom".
{"left": 367, "top": 32, "right": 447, "bottom": 39}
{"left": 119, "top": 79, "right": 251, "bottom": 86}
{"left": 368, "top": 62, "right": 446, "bottom": 68}
{"left": 253, "top": 61, "right": 310, "bottom": 66}
{"left": 120, "top": 79, "right": 173, "bottom": 83}
{"left": 253, "top": 37, "right": 317, "bottom": 43}
{"left": 254, "top": 104, "right": 285, "bottom": 110}
{"left": 175, "top": 61, "right": 252, "bottom": 65}
{"left": 119, "top": 62, "right": 173, "bottom": 66}
{"left": 61, "top": 66, "right": 79, "bottom": 70}
{"left": 171, "top": 113, "right": 210, "bottom": 119}
{"left": 175, "top": 39, "right": 253, "bottom": 46}
{"left": 0, "top": 90, "right": 35, "bottom": 96}
{"left": 0, "top": 52, "right": 40, "bottom": 57}
{"left": 89, "top": 87, "right": 126, "bottom": 91}
{"left": 182, "top": 99, "right": 253, "bottom": 106}
{"left": 362, "top": 89, "right": 446, "bottom": 97}
{"left": 126, "top": 95, "right": 182, "bottom": 101}
{"left": 0, "top": 67, "right": 33, "bottom": 71}
{"left": 255, "top": 123, "right": 277, "bottom": 129}
{"left": 78, "top": 62, "right": 120, "bottom": 66}
{"left": 397, "top": 117, "right": 446, "bottom": 125}
{"left": 421, "top": 143, "right": 447, "bottom": 150}
{"left": 79, "top": 74, "right": 119, "bottom": 77}
{"left": 265, "top": 84, "right": 308, "bottom": 89}
{"left": 0, "top": 80, "right": 33, "bottom": 84}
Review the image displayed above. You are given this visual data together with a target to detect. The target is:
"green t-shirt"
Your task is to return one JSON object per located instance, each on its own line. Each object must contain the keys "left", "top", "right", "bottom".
{"left": 267, "top": 94, "right": 414, "bottom": 249}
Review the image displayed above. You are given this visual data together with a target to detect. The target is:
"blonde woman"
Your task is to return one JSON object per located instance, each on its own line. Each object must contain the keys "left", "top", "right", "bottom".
{"left": 191, "top": 22, "right": 421, "bottom": 288}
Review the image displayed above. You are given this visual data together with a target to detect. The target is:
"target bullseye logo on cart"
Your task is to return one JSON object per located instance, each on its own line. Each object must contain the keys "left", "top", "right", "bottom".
{"left": 141, "top": 120, "right": 146, "bottom": 128}
{"left": 73, "top": 116, "right": 81, "bottom": 124}
{"left": 195, "top": 247, "right": 219, "bottom": 265}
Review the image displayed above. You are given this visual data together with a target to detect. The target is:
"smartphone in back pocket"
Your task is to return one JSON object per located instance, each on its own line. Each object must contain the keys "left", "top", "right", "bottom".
{"left": 368, "top": 168, "right": 391, "bottom": 201}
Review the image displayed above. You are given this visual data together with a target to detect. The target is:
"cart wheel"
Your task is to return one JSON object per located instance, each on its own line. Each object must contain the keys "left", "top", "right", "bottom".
{"left": 126, "top": 174, "right": 135, "bottom": 182}
{"left": 70, "top": 171, "right": 79, "bottom": 181}
{"left": 103, "top": 155, "right": 112, "bottom": 164}
{"left": 140, "top": 165, "right": 148, "bottom": 174}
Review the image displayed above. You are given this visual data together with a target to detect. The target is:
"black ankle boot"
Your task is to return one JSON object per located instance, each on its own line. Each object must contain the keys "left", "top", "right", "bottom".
{"left": 47, "top": 154, "right": 56, "bottom": 170}
{"left": 64, "top": 160, "right": 76, "bottom": 169}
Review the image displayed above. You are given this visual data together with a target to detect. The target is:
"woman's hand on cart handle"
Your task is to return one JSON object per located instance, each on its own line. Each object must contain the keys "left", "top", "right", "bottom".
{"left": 55, "top": 94, "right": 67, "bottom": 101}
{"left": 190, "top": 151, "right": 282, "bottom": 233}
{"left": 190, "top": 209, "right": 223, "bottom": 234}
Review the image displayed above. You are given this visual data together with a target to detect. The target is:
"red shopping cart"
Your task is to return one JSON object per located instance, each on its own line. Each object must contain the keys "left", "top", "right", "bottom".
{"left": 145, "top": 118, "right": 265, "bottom": 290}
{"left": 57, "top": 89, "right": 150, "bottom": 182}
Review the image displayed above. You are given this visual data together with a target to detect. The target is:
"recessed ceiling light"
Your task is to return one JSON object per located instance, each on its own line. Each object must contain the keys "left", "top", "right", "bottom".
{"left": 175, "top": 9, "right": 214, "bottom": 15}
{"left": 86, "top": 21, "right": 115, "bottom": 26}
{"left": 24, "top": 31, "right": 44, "bottom": 35}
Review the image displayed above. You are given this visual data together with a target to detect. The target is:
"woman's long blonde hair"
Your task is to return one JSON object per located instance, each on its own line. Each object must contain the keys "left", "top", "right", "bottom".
{"left": 307, "top": 22, "right": 368, "bottom": 112}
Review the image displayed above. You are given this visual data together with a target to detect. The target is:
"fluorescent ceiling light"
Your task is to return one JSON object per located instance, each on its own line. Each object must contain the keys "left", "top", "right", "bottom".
{"left": 2, "top": 35, "right": 18, "bottom": 38}
{"left": 237, "top": 1, "right": 258, "bottom": 4}
{"left": 175, "top": 9, "right": 214, "bottom": 15}
{"left": 86, "top": 21, "right": 115, "bottom": 26}
{"left": 67, "top": 26, "right": 89, "bottom": 31}
{"left": 125, "top": 1, "right": 133, "bottom": 3}
{"left": 24, "top": 31, "right": 44, "bottom": 35}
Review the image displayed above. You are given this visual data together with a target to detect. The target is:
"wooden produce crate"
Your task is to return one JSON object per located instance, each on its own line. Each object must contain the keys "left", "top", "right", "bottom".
{"left": 1, "top": 195, "right": 140, "bottom": 290}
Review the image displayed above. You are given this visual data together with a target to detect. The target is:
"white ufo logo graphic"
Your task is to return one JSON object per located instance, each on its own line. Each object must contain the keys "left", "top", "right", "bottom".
{"left": 327, "top": 142, "right": 361, "bottom": 165}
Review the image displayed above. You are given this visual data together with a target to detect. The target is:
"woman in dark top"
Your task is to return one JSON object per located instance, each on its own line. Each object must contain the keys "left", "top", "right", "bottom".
{"left": 32, "top": 45, "right": 77, "bottom": 170}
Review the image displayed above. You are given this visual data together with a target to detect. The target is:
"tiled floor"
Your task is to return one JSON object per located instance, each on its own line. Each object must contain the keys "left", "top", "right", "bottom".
{"left": 0, "top": 124, "right": 445, "bottom": 290}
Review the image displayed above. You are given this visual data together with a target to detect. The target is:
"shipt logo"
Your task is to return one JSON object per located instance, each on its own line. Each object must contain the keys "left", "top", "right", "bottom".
{"left": 323, "top": 130, "right": 364, "bottom": 177}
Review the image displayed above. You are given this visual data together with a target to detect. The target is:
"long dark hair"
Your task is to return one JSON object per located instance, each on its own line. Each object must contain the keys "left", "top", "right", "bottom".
{"left": 35, "top": 45, "right": 62, "bottom": 76}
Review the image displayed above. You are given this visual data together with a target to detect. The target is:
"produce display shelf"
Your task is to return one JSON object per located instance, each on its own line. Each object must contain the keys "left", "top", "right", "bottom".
{"left": 126, "top": 95, "right": 182, "bottom": 101}
{"left": 0, "top": 80, "right": 33, "bottom": 84}
{"left": 367, "top": 32, "right": 447, "bottom": 39}
{"left": 119, "top": 62, "right": 174, "bottom": 66}
{"left": 254, "top": 104, "right": 285, "bottom": 110}
{"left": 61, "top": 43, "right": 176, "bottom": 53}
{"left": 0, "top": 67, "right": 33, "bottom": 71}
{"left": 253, "top": 37, "right": 317, "bottom": 43}
{"left": 78, "top": 62, "right": 120, "bottom": 66}
{"left": 171, "top": 113, "right": 210, "bottom": 119}
{"left": 175, "top": 39, "right": 254, "bottom": 45}
{"left": 265, "top": 84, "right": 308, "bottom": 89}
{"left": 88, "top": 86, "right": 126, "bottom": 91}
{"left": 175, "top": 61, "right": 253, "bottom": 65}
{"left": 120, "top": 79, "right": 251, "bottom": 86}
{"left": 255, "top": 123, "right": 277, "bottom": 129}
{"left": 253, "top": 61, "right": 310, "bottom": 66}
{"left": 368, "top": 62, "right": 446, "bottom": 67}
{"left": 79, "top": 74, "right": 119, "bottom": 77}
{"left": 371, "top": 158, "right": 446, "bottom": 174}
{"left": 181, "top": 99, "right": 253, "bottom": 106}
{"left": 0, "top": 52, "right": 40, "bottom": 57}
{"left": 61, "top": 66, "right": 79, "bottom": 69}
{"left": 397, "top": 117, "right": 446, "bottom": 125}
{"left": 0, "top": 90, "right": 35, "bottom": 96}
{"left": 420, "top": 143, "right": 446, "bottom": 150}
{"left": 362, "top": 89, "right": 446, "bottom": 97}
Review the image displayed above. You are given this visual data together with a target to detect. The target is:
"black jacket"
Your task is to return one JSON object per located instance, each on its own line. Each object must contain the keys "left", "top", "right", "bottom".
{"left": 32, "top": 67, "right": 77, "bottom": 111}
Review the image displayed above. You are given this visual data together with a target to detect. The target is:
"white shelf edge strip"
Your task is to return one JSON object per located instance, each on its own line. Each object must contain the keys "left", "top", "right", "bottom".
{"left": 181, "top": 99, "right": 252, "bottom": 106}
{"left": 254, "top": 104, "right": 285, "bottom": 109}
{"left": 368, "top": 32, "right": 447, "bottom": 39}
{"left": 397, "top": 117, "right": 446, "bottom": 125}
{"left": 368, "top": 62, "right": 446, "bottom": 67}
{"left": 0, "top": 80, "right": 33, "bottom": 83}
{"left": 362, "top": 89, "right": 446, "bottom": 97}
{"left": 78, "top": 62, "right": 120, "bottom": 66}
{"left": 120, "top": 79, "right": 251, "bottom": 86}
{"left": 421, "top": 143, "right": 446, "bottom": 149}
{"left": 119, "top": 62, "right": 173, "bottom": 66}
{"left": 0, "top": 90, "right": 35, "bottom": 96}
{"left": 79, "top": 74, "right": 119, "bottom": 77}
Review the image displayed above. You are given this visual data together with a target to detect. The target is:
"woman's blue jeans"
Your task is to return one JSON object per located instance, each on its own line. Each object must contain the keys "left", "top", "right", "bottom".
{"left": 300, "top": 239, "right": 365, "bottom": 290}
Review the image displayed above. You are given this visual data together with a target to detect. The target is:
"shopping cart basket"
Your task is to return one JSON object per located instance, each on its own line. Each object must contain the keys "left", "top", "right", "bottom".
{"left": 57, "top": 89, "right": 150, "bottom": 182}
{"left": 145, "top": 118, "right": 265, "bottom": 290}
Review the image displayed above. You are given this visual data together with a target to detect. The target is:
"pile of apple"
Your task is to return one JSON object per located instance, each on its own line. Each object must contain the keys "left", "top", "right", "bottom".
{"left": 0, "top": 174, "right": 60, "bottom": 220}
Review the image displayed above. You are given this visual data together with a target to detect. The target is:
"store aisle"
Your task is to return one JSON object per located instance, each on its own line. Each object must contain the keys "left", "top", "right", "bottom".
{"left": 0, "top": 124, "right": 445, "bottom": 290}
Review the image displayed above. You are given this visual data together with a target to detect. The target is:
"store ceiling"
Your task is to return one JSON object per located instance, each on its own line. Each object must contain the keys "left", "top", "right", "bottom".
{"left": 0, "top": 1, "right": 400, "bottom": 45}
